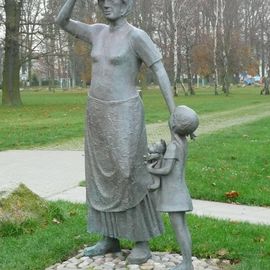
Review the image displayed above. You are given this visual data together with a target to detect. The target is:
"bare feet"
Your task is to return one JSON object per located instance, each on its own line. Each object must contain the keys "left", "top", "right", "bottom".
{"left": 127, "top": 242, "right": 151, "bottom": 265}
{"left": 83, "top": 237, "right": 121, "bottom": 257}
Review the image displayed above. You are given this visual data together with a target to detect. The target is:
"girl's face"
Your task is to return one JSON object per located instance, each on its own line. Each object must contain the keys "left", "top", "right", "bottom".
{"left": 99, "top": 0, "right": 125, "bottom": 21}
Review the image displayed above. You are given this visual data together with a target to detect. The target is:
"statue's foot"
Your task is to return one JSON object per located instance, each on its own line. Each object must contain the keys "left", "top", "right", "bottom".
{"left": 83, "top": 237, "right": 121, "bottom": 257}
{"left": 127, "top": 242, "right": 151, "bottom": 265}
{"left": 171, "top": 262, "right": 194, "bottom": 270}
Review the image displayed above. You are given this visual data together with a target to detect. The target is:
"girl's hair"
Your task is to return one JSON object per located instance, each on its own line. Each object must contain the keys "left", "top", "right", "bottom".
{"left": 170, "top": 105, "right": 199, "bottom": 138}
{"left": 98, "top": 0, "right": 133, "bottom": 16}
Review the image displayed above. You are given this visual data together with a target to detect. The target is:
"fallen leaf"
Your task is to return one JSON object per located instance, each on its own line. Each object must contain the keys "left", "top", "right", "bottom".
{"left": 229, "top": 220, "right": 240, "bottom": 224}
{"left": 217, "top": 248, "right": 229, "bottom": 257}
{"left": 52, "top": 218, "right": 61, "bottom": 224}
{"left": 254, "top": 237, "right": 265, "bottom": 243}
{"left": 225, "top": 191, "right": 239, "bottom": 199}
{"left": 69, "top": 210, "right": 77, "bottom": 216}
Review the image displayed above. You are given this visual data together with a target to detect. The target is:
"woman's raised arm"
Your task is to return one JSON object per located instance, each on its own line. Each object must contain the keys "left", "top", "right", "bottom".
{"left": 55, "top": 0, "right": 97, "bottom": 44}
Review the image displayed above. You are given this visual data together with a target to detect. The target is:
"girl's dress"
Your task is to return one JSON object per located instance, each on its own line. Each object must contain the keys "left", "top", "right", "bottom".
{"left": 156, "top": 138, "right": 193, "bottom": 212}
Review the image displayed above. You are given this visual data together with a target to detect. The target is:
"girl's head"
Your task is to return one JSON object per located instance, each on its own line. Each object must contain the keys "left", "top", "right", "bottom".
{"left": 169, "top": 105, "right": 199, "bottom": 138}
{"left": 98, "top": 0, "right": 133, "bottom": 20}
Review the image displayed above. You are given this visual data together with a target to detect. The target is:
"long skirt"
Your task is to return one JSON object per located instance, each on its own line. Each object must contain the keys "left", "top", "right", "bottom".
{"left": 87, "top": 193, "right": 163, "bottom": 242}
{"left": 85, "top": 94, "right": 163, "bottom": 241}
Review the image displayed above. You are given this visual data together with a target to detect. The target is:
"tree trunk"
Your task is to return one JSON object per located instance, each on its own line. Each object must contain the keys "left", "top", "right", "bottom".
{"left": 2, "top": 0, "right": 22, "bottom": 106}
{"left": 213, "top": 0, "right": 219, "bottom": 95}
{"left": 179, "top": 78, "right": 187, "bottom": 96}
{"left": 0, "top": 47, "right": 3, "bottom": 84}
{"left": 183, "top": 27, "right": 195, "bottom": 95}
{"left": 220, "top": 0, "right": 230, "bottom": 96}
{"left": 178, "top": 52, "right": 187, "bottom": 96}
{"left": 28, "top": 60, "right": 32, "bottom": 87}
{"left": 263, "top": 78, "right": 270, "bottom": 95}
{"left": 186, "top": 49, "right": 194, "bottom": 95}
{"left": 68, "top": 36, "right": 76, "bottom": 88}
{"left": 172, "top": 0, "right": 178, "bottom": 97}
{"left": 261, "top": 23, "right": 265, "bottom": 78}
{"left": 48, "top": 23, "right": 55, "bottom": 92}
{"left": 262, "top": 69, "right": 270, "bottom": 95}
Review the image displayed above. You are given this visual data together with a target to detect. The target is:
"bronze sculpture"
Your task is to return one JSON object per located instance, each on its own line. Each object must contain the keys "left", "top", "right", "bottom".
{"left": 147, "top": 106, "right": 199, "bottom": 270}
{"left": 56, "top": 0, "right": 175, "bottom": 264}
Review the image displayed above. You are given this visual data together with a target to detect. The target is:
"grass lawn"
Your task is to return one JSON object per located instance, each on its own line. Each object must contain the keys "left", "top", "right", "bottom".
{"left": 0, "top": 90, "right": 86, "bottom": 151}
{"left": 1, "top": 87, "right": 269, "bottom": 270}
{"left": 0, "top": 201, "right": 269, "bottom": 270}
{"left": 143, "top": 86, "right": 270, "bottom": 123}
{"left": 186, "top": 116, "right": 270, "bottom": 206}
{"left": 0, "top": 86, "right": 269, "bottom": 151}
{"left": 1, "top": 87, "right": 268, "bottom": 206}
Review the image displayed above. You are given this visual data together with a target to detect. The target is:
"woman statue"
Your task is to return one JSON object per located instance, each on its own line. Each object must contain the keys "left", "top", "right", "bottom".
{"left": 56, "top": 0, "right": 175, "bottom": 264}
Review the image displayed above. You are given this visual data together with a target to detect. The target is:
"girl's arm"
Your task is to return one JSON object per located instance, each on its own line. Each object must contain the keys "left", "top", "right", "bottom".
{"left": 55, "top": 0, "right": 97, "bottom": 44}
{"left": 150, "top": 61, "right": 176, "bottom": 114}
{"left": 147, "top": 159, "right": 175, "bottom": 176}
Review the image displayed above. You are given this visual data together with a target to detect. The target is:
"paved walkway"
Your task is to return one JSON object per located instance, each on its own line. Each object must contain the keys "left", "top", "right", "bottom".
{"left": 1, "top": 150, "right": 270, "bottom": 226}
{"left": 0, "top": 150, "right": 84, "bottom": 198}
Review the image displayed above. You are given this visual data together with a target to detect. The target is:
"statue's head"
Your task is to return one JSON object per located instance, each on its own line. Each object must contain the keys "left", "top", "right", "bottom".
{"left": 98, "top": 0, "right": 133, "bottom": 20}
{"left": 148, "top": 140, "right": 167, "bottom": 156}
{"left": 169, "top": 106, "right": 199, "bottom": 137}
{"left": 146, "top": 139, "right": 166, "bottom": 163}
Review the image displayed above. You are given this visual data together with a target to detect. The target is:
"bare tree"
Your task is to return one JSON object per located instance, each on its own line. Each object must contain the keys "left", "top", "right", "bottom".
{"left": 20, "top": 0, "right": 43, "bottom": 86}
{"left": 180, "top": 0, "right": 198, "bottom": 95}
{"left": 41, "top": 0, "right": 63, "bottom": 91}
{"left": 200, "top": 0, "right": 219, "bottom": 94}
{"left": 212, "top": 0, "right": 219, "bottom": 95}
{"left": 171, "top": 0, "right": 188, "bottom": 96}
{"left": 2, "top": 0, "right": 270, "bottom": 99}
{"left": 219, "top": 0, "right": 229, "bottom": 95}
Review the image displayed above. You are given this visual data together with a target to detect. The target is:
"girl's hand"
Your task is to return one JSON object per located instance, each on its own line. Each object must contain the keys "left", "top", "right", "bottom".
{"left": 147, "top": 163, "right": 155, "bottom": 172}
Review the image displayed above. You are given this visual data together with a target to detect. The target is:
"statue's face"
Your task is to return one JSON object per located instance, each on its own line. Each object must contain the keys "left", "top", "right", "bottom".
{"left": 99, "top": 0, "right": 125, "bottom": 21}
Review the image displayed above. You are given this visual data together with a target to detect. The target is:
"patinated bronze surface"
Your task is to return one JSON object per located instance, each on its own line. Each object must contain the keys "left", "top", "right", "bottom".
{"left": 147, "top": 106, "right": 199, "bottom": 270}
{"left": 56, "top": 0, "right": 175, "bottom": 265}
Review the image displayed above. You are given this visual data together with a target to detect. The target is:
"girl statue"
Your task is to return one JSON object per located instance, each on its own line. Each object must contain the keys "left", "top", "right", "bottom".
{"left": 147, "top": 106, "right": 199, "bottom": 270}
{"left": 56, "top": 0, "right": 175, "bottom": 264}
